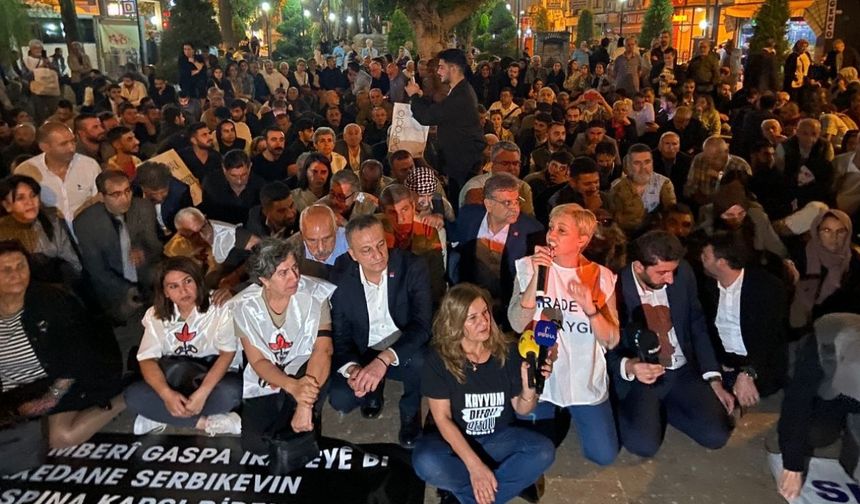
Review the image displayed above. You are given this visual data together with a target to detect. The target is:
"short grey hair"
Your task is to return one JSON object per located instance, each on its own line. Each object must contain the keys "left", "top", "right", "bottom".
{"left": 313, "top": 126, "right": 336, "bottom": 145}
{"left": 490, "top": 141, "right": 520, "bottom": 162}
{"left": 174, "top": 207, "right": 205, "bottom": 229}
{"left": 484, "top": 172, "right": 520, "bottom": 199}
{"left": 247, "top": 237, "right": 299, "bottom": 283}
{"left": 622, "top": 143, "right": 653, "bottom": 174}
{"left": 330, "top": 169, "right": 360, "bottom": 192}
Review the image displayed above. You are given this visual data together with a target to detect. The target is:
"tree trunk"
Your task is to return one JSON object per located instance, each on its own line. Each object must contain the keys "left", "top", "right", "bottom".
{"left": 218, "top": 0, "right": 238, "bottom": 49}
{"left": 404, "top": 1, "right": 481, "bottom": 60}
{"left": 59, "top": 0, "right": 81, "bottom": 50}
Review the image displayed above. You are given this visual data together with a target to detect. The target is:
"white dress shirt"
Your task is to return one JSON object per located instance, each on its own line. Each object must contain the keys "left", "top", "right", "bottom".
{"left": 714, "top": 269, "right": 748, "bottom": 357}
{"left": 338, "top": 266, "right": 401, "bottom": 377}
{"left": 15, "top": 153, "right": 100, "bottom": 228}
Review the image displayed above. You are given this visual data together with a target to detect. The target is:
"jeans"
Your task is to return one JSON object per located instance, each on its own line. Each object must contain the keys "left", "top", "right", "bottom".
{"left": 618, "top": 365, "right": 733, "bottom": 458}
{"left": 412, "top": 426, "right": 555, "bottom": 504}
{"left": 329, "top": 349, "right": 424, "bottom": 420}
{"left": 124, "top": 372, "right": 242, "bottom": 428}
{"left": 518, "top": 399, "right": 619, "bottom": 466}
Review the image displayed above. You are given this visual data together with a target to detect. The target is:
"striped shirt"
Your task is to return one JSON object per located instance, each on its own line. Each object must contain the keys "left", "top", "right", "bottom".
{"left": 0, "top": 310, "right": 47, "bottom": 392}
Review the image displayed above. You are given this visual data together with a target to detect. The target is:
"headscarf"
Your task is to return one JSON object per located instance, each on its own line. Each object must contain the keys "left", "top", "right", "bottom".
{"left": 790, "top": 210, "right": 853, "bottom": 328}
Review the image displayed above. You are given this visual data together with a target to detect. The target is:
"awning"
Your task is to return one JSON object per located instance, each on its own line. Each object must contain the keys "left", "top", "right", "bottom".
{"left": 723, "top": 0, "right": 814, "bottom": 19}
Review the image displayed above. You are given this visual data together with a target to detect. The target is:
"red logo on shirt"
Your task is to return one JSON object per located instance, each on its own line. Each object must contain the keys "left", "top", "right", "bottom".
{"left": 173, "top": 323, "right": 198, "bottom": 355}
{"left": 268, "top": 333, "right": 292, "bottom": 364}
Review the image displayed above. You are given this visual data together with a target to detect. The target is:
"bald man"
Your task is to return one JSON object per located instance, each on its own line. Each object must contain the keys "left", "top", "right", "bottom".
{"left": 334, "top": 123, "right": 373, "bottom": 173}
{"left": 15, "top": 122, "right": 101, "bottom": 228}
{"left": 286, "top": 204, "right": 350, "bottom": 280}
{"left": 684, "top": 136, "right": 752, "bottom": 206}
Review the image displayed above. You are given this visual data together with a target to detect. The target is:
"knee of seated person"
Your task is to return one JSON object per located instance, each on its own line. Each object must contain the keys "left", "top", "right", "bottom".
{"left": 528, "top": 437, "right": 557, "bottom": 470}
{"left": 327, "top": 388, "right": 358, "bottom": 413}
{"left": 411, "top": 446, "right": 448, "bottom": 482}
{"left": 584, "top": 446, "right": 618, "bottom": 467}
{"left": 48, "top": 427, "right": 84, "bottom": 450}
{"left": 697, "top": 426, "right": 731, "bottom": 450}
{"left": 624, "top": 438, "right": 661, "bottom": 458}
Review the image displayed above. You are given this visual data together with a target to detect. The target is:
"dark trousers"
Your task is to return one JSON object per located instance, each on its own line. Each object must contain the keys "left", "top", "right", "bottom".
{"left": 412, "top": 427, "right": 555, "bottom": 504}
{"left": 329, "top": 349, "right": 424, "bottom": 420}
{"left": 242, "top": 383, "right": 328, "bottom": 455}
{"left": 617, "top": 365, "right": 733, "bottom": 458}
{"left": 124, "top": 372, "right": 242, "bottom": 428}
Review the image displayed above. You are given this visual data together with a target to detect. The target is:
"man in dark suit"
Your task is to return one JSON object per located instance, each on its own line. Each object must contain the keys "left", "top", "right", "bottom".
{"left": 608, "top": 230, "right": 734, "bottom": 458}
{"left": 700, "top": 232, "right": 788, "bottom": 401}
{"left": 451, "top": 172, "right": 544, "bottom": 324}
{"left": 74, "top": 170, "right": 162, "bottom": 323}
{"left": 334, "top": 123, "right": 374, "bottom": 173}
{"left": 329, "top": 214, "right": 432, "bottom": 448}
{"left": 134, "top": 161, "right": 193, "bottom": 242}
{"left": 652, "top": 132, "right": 692, "bottom": 203}
{"left": 823, "top": 39, "right": 860, "bottom": 81}
{"left": 406, "top": 48, "right": 485, "bottom": 208}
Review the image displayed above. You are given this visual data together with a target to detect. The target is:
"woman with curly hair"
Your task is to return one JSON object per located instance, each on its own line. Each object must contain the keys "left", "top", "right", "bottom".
{"left": 412, "top": 283, "right": 556, "bottom": 504}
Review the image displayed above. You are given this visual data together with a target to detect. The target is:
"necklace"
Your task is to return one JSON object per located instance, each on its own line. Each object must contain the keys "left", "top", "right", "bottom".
{"left": 465, "top": 351, "right": 486, "bottom": 372}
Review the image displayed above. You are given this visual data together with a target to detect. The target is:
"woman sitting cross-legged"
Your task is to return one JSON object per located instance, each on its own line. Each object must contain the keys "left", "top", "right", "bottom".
{"left": 124, "top": 256, "right": 243, "bottom": 435}
{"left": 412, "top": 283, "right": 556, "bottom": 504}
{"left": 0, "top": 240, "right": 125, "bottom": 448}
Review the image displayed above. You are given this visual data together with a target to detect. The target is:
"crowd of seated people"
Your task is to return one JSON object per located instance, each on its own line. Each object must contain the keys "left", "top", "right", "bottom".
{"left": 0, "top": 34, "right": 859, "bottom": 504}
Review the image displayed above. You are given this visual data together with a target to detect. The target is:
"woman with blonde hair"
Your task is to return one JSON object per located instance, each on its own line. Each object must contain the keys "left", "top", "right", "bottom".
{"left": 508, "top": 203, "right": 621, "bottom": 465}
{"left": 413, "top": 283, "right": 556, "bottom": 504}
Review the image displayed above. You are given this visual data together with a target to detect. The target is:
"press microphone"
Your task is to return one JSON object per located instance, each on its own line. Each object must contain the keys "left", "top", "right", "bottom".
{"left": 518, "top": 322, "right": 539, "bottom": 390}
{"left": 533, "top": 319, "right": 558, "bottom": 394}
{"left": 625, "top": 323, "right": 661, "bottom": 365}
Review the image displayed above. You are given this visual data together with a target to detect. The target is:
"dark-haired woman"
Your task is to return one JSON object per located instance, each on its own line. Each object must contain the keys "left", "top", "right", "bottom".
{"left": 0, "top": 240, "right": 124, "bottom": 448}
{"left": 0, "top": 175, "right": 81, "bottom": 284}
{"left": 291, "top": 153, "right": 332, "bottom": 214}
{"left": 124, "top": 256, "right": 242, "bottom": 435}
{"left": 413, "top": 283, "right": 556, "bottom": 504}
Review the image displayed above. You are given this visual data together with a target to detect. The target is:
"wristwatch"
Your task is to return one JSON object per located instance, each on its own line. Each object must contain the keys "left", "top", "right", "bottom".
{"left": 740, "top": 366, "right": 758, "bottom": 381}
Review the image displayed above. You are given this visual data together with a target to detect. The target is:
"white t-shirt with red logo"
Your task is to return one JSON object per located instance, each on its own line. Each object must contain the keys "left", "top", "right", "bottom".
{"left": 233, "top": 277, "right": 336, "bottom": 398}
{"left": 137, "top": 300, "right": 240, "bottom": 368}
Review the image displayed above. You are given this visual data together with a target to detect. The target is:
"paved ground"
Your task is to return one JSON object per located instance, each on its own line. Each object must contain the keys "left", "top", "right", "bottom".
{"left": 105, "top": 380, "right": 787, "bottom": 504}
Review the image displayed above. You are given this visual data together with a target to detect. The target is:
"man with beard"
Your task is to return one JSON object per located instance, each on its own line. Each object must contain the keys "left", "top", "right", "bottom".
{"left": 319, "top": 169, "right": 378, "bottom": 225}
{"left": 660, "top": 204, "right": 695, "bottom": 245}
{"left": 74, "top": 170, "right": 161, "bottom": 321}
{"left": 608, "top": 230, "right": 734, "bottom": 458}
{"left": 657, "top": 106, "right": 709, "bottom": 156}
{"left": 251, "top": 127, "right": 290, "bottom": 182}
{"left": 215, "top": 120, "right": 246, "bottom": 154}
{"left": 564, "top": 105, "right": 586, "bottom": 147}
{"left": 104, "top": 126, "right": 142, "bottom": 179}
{"left": 549, "top": 156, "right": 612, "bottom": 214}
{"left": 572, "top": 120, "right": 622, "bottom": 165}
{"left": 134, "top": 161, "right": 192, "bottom": 241}
{"left": 359, "top": 159, "right": 393, "bottom": 198}
{"left": 245, "top": 181, "right": 298, "bottom": 239}
{"left": 3, "top": 124, "right": 41, "bottom": 173}
{"left": 177, "top": 122, "right": 222, "bottom": 182}
{"left": 364, "top": 106, "right": 390, "bottom": 146}
{"left": 200, "top": 149, "right": 264, "bottom": 224}
{"left": 460, "top": 141, "right": 535, "bottom": 217}
{"left": 610, "top": 144, "right": 676, "bottom": 235}
{"left": 74, "top": 113, "right": 108, "bottom": 163}
{"left": 16, "top": 122, "right": 100, "bottom": 230}
{"left": 284, "top": 118, "right": 315, "bottom": 174}
{"left": 748, "top": 141, "right": 791, "bottom": 221}
{"left": 529, "top": 121, "right": 572, "bottom": 173}
{"left": 406, "top": 49, "right": 485, "bottom": 208}
{"left": 525, "top": 150, "right": 572, "bottom": 223}
{"left": 284, "top": 203, "right": 349, "bottom": 279}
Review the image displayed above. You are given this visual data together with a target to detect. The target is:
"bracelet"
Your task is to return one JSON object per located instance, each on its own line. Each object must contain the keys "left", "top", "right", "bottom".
{"left": 519, "top": 394, "right": 537, "bottom": 402}
{"left": 375, "top": 356, "right": 389, "bottom": 367}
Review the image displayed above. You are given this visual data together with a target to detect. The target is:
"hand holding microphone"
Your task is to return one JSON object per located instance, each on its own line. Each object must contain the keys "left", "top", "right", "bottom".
{"left": 518, "top": 322, "right": 539, "bottom": 390}
{"left": 533, "top": 319, "right": 558, "bottom": 394}
{"left": 623, "top": 323, "right": 665, "bottom": 384}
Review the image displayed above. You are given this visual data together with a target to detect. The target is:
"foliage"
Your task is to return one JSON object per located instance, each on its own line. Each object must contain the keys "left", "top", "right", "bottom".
{"left": 0, "top": 0, "right": 32, "bottom": 65}
{"left": 158, "top": 0, "right": 221, "bottom": 81}
{"left": 474, "top": 2, "right": 516, "bottom": 57}
{"left": 478, "top": 12, "right": 490, "bottom": 35}
{"left": 387, "top": 8, "right": 415, "bottom": 53}
{"left": 748, "top": 0, "right": 790, "bottom": 56}
{"left": 228, "top": 0, "right": 258, "bottom": 35}
{"left": 487, "top": 0, "right": 515, "bottom": 33}
{"left": 533, "top": 5, "right": 550, "bottom": 32}
{"left": 638, "top": 0, "right": 672, "bottom": 48}
{"left": 575, "top": 8, "right": 595, "bottom": 46}
{"left": 274, "top": 0, "right": 314, "bottom": 60}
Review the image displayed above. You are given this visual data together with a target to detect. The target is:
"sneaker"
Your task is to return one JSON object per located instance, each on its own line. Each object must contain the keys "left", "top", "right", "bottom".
{"left": 204, "top": 412, "right": 242, "bottom": 436}
{"left": 133, "top": 415, "right": 166, "bottom": 435}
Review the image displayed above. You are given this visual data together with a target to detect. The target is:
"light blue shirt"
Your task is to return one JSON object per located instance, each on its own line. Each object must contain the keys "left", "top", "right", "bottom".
{"left": 304, "top": 226, "right": 349, "bottom": 266}
{"left": 333, "top": 46, "right": 345, "bottom": 68}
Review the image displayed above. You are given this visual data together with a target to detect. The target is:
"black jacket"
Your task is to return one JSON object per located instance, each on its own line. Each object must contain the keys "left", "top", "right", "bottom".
{"left": 700, "top": 267, "right": 788, "bottom": 396}
{"left": 329, "top": 248, "right": 432, "bottom": 370}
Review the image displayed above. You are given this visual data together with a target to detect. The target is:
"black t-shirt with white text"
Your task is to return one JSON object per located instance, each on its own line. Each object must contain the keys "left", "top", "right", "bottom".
{"left": 422, "top": 345, "right": 523, "bottom": 437}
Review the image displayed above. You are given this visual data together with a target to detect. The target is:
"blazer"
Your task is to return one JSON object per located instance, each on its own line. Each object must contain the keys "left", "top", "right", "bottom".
{"left": 700, "top": 267, "right": 788, "bottom": 396}
{"left": 329, "top": 248, "right": 432, "bottom": 370}
{"left": 73, "top": 198, "right": 162, "bottom": 312}
{"left": 608, "top": 261, "right": 720, "bottom": 400}
{"left": 334, "top": 140, "right": 374, "bottom": 173}
{"left": 409, "top": 79, "right": 485, "bottom": 183}
{"left": 451, "top": 204, "right": 544, "bottom": 307}
{"left": 652, "top": 150, "right": 692, "bottom": 202}
{"left": 133, "top": 178, "right": 192, "bottom": 239}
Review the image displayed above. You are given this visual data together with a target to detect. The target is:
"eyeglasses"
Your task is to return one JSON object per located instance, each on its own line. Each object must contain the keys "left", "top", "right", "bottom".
{"left": 490, "top": 196, "right": 524, "bottom": 209}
